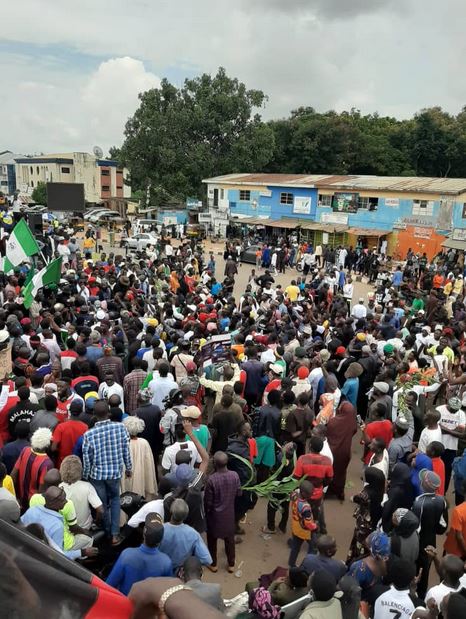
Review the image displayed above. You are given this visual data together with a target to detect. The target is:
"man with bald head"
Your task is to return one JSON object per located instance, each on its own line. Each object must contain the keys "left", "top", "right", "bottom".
{"left": 204, "top": 451, "right": 241, "bottom": 573}
{"left": 29, "top": 468, "right": 93, "bottom": 552}
{"left": 22, "top": 485, "right": 96, "bottom": 560}
{"left": 301, "top": 535, "right": 346, "bottom": 581}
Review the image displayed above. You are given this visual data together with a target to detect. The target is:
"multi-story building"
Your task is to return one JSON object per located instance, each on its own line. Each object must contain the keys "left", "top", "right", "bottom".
{"left": 0, "top": 150, "right": 19, "bottom": 195}
{"left": 14, "top": 152, "right": 131, "bottom": 209}
{"left": 203, "top": 173, "right": 466, "bottom": 258}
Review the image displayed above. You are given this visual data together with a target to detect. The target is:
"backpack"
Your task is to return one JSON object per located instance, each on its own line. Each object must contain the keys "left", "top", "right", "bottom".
{"left": 160, "top": 406, "right": 184, "bottom": 445}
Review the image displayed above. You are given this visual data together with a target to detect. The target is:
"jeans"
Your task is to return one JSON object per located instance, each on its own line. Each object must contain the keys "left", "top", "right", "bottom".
{"left": 91, "top": 478, "right": 121, "bottom": 537}
{"left": 288, "top": 535, "right": 315, "bottom": 567}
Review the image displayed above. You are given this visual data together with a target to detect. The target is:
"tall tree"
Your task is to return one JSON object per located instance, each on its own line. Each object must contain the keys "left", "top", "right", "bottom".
{"left": 119, "top": 68, "right": 274, "bottom": 203}
{"left": 31, "top": 181, "right": 47, "bottom": 206}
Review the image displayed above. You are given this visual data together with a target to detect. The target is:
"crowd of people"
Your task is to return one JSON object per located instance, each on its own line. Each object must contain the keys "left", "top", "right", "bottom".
{"left": 1, "top": 220, "right": 466, "bottom": 619}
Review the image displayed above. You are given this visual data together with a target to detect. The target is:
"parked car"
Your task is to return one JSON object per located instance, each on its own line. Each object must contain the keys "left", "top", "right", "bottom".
{"left": 240, "top": 244, "right": 260, "bottom": 264}
{"left": 87, "top": 211, "right": 121, "bottom": 223}
{"left": 84, "top": 209, "right": 114, "bottom": 221}
{"left": 123, "top": 233, "right": 158, "bottom": 252}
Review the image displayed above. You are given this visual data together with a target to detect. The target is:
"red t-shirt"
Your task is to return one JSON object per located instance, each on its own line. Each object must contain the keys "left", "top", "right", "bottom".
{"left": 293, "top": 453, "right": 334, "bottom": 500}
{"left": 52, "top": 420, "right": 88, "bottom": 467}
{"left": 363, "top": 420, "right": 393, "bottom": 464}
{"left": 0, "top": 393, "right": 20, "bottom": 442}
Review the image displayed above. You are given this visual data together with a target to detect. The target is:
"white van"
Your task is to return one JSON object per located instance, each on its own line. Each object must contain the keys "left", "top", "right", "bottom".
{"left": 133, "top": 218, "right": 159, "bottom": 233}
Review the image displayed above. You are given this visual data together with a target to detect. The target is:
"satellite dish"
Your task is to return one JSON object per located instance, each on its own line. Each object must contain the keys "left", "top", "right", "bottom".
{"left": 93, "top": 146, "right": 104, "bottom": 159}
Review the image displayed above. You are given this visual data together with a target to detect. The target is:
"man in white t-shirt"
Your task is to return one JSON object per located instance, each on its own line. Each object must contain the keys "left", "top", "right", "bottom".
{"left": 59, "top": 456, "right": 103, "bottom": 529}
{"left": 98, "top": 372, "right": 125, "bottom": 411}
{"left": 374, "top": 558, "right": 420, "bottom": 619}
{"left": 128, "top": 498, "right": 165, "bottom": 527}
{"left": 161, "top": 423, "right": 201, "bottom": 473}
{"left": 425, "top": 554, "right": 465, "bottom": 610}
{"left": 351, "top": 298, "right": 367, "bottom": 321}
{"left": 437, "top": 397, "right": 466, "bottom": 491}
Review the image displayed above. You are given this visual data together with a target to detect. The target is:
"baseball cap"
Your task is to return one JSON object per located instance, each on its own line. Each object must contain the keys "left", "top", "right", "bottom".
{"left": 175, "top": 463, "right": 196, "bottom": 486}
{"left": 395, "top": 417, "right": 410, "bottom": 430}
{"left": 269, "top": 363, "right": 283, "bottom": 376}
{"left": 181, "top": 405, "right": 202, "bottom": 419}
{"left": 297, "top": 366, "right": 310, "bottom": 379}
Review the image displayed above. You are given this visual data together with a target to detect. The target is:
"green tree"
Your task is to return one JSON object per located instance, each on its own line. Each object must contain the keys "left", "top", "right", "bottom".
{"left": 118, "top": 67, "right": 274, "bottom": 203}
{"left": 31, "top": 181, "right": 47, "bottom": 206}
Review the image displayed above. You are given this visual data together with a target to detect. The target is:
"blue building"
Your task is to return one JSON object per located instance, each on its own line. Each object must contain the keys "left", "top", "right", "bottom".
{"left": 203, "top": 173, "right": 466, "bottom": 258}
{"left": 0, "top": 151, "right": 19, "bottom": 195}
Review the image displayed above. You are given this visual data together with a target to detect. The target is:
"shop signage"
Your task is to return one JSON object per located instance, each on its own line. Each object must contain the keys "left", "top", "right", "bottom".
{"left": 413, "top": 227, "right": 432, "bottom": 239}
{"left": 293, "top": 196, "right": 311, "bottom": 215}
{"left": 384, "top": 198, "right": 400, "bottom": 207}
{"left": 321, "top": 212, "right": 348, "bottom": 225}
{"left": 452, "top": 228, "right": 466, "bottom": 241}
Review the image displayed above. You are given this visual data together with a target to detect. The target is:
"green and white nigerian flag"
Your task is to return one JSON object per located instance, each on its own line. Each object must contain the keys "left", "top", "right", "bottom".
{"left": 23, "top": 257, "right": 62, "bottom": 309}
{"left": 2, "top": 218, "right": 40, "bottom": 273}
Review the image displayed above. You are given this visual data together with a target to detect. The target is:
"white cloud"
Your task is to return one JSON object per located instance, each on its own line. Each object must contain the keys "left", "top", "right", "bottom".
{"left": 1, "top": 0, "right": 466, "bottom": 153}
{"left": 1, "top": 55, "right": 160, "bottom": 154}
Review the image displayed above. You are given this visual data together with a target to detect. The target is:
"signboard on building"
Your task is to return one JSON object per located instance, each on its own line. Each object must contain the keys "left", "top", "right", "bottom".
{"left": 198, "top": 213, "right": 211, "bottom": 223}
{"left": 163, "top": 216, "right": 177, "bottom": 225}
{"left": 393, "top": 219, "right": 407, "bottom": 230}
{"left": 186, "top": 197, "right": 202, "bottom": 208}
{"left": 384, "top": 198, "right": 400, "bottom": 207}
{"left": 452, "top": 228, "right": 466, "bottom": 241}
{"left": 293, "top": 196, "right": 311, "bottom": 215}
{"left": 321, "top": 212, "right": 348, "bottom": 225}
{"left": 332, "top": 192, "right": 359, "bottom": 213}
{"left": 413, "top": 227, "right": 432, "bottom": 239}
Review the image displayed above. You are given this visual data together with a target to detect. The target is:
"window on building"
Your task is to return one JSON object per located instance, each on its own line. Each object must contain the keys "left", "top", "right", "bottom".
{"left": 36, "top": 166, "right": 39, "bottom": 174}
{"left": 116, "top": 186, "right": 123, "bottom": 190}
{"left": 318, "top": 194, "right": 332, "bottom": 207}
{"left": 239, "top": 190, "right": 251, "bottom": 201}
{"left": 61, "top": 167, "right": 70, "bottom": 173}
{"left": 462, "top": 204, "right": 466, "bottom": 219}
{"left": 31, "top": 181, "right": 34, "bottom": 187}
{"left": 412, "top": 199, "right": 434, "bottom": 217}
{"left": 358, "top": 196, "right": 379, "bottom": 211}
{"left": 280, "top": 192, "right": 294, "bottom": 205}
{"left": 102, "top": 185, "right": 110, "bottom": 192}
{"left": 30, "top": 166, "right": 33, "bottom": 174}
{"left": 220, "top": 188, "right": 224, "bottom": 200}
{"left": 0, "top": 181, "right": 8, "bottom": 186}
{"left": 101, "top": 169, "right": 110, "bottom": 176}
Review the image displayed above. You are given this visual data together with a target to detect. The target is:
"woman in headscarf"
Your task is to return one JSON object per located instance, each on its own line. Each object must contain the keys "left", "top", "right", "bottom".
{"left": 348, "top": 531, "right": 391, "bottom": 602}
{"left": 381, "top": 462, "right": 414, "bottom": 531}
{"left": 327, "top": 401, "right": 358, "bottom": 500}
{"left": 121, "top": 416, "right": 157, "bottom": 500}
{"left": 315, "top": 375, "right": 341, "bottom": 425}
{"left": 346, "top": 467, "right": 386, "bottom": 565}
{"left": 389, "top": 508, "right": 419, "bottom": 563}
{"left": 411, "top": 452, "right": 432, "bottom": 497}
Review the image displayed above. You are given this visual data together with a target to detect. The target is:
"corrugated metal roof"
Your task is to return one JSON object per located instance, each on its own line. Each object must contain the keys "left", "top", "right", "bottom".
{"left": 203, "top": 173, "right": 466, "bottom": 195}
{"left": 442, "top": 238, "right": 466, "bottom": 250}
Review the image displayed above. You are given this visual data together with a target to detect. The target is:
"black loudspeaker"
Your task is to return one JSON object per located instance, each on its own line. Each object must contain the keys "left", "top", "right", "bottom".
{"left": 28, "top": 214, "right": 43, "bottom": 235}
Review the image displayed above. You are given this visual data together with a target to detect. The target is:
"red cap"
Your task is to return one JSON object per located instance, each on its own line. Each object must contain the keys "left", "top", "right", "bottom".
{"left": 336, "top": 346, "right": 346, "bottom": 355}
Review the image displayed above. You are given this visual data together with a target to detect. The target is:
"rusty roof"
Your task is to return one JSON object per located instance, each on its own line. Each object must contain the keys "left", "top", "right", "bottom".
{"left": 203, "top": 173, "right": 466, "bottom": 195}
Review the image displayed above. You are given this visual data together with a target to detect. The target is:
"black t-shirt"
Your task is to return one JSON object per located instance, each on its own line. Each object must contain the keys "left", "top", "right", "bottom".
{"left": 8, "top": 401, "right": 40, "bottom": 437}
{"left": 211, "top": 410, "right": 243, "bottom": 452}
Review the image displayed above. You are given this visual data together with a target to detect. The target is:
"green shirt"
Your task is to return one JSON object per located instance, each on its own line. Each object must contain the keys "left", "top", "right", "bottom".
{"left": 185, "top": 424, "right": 210, "bottom": 449}
{"left": 30, "top": 494, "right": 77, "bottom": 550}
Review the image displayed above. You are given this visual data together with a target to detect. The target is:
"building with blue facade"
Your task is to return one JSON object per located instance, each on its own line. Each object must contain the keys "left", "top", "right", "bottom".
{"left": 203, "top": 173, "right": 466, "bottom": 258}
{"left": 0, "top": 151, "right": 19, "bottom": 195}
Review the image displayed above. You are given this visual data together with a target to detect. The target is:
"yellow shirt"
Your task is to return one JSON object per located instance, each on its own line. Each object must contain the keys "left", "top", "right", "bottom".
{"left": 3, "top": 475, "right": 16, "bottom": 496}
{"left": 285, "top": 285, "right": 300, "bottom": 302}
{"left": 83, "top": 237, "right": 94, "bottom": 250}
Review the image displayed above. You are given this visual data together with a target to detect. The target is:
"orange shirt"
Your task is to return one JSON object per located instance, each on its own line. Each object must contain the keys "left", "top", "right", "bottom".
{"left": 444, "top": 502, "right": 466, "bottom": 557}
{"left": 433, "top": 274, "right": 444, "bottom": 289}
{"left": 431, "top": 456, "right": 445, "bottom": 496}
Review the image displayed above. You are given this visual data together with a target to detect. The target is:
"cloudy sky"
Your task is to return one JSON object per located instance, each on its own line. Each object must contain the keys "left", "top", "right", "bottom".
{"left": 2, "top": 0, "right": 465, "bottom": 155}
